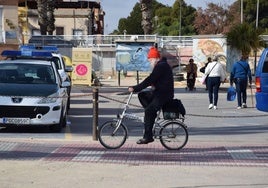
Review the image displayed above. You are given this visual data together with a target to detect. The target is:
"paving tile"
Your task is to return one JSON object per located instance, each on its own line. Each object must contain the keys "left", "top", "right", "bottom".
{"left": 0, "top": 140, "right": 267, "bottom": 167}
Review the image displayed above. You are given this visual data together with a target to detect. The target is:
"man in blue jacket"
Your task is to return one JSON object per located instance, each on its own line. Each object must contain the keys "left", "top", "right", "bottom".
{"left": 128, "top": 47, "right": 174, "bottom": 144}
{"left": 230, "top": 54, "right": 252, "bottom": 109}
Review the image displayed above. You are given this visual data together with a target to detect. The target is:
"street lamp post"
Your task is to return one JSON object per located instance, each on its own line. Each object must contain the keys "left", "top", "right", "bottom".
{"left": 240, "top": 0, "right": 243, "bottom": 23}
{"left": 179, "top": 0, "right": 182, "bottom": 37}
{"left": 254, "top": 0, "right": 260, "bottom": 75}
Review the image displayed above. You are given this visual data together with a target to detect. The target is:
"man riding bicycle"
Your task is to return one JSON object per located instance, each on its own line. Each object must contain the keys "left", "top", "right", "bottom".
{"left": 128, "top": 46, "right": 174, "bottom": 144}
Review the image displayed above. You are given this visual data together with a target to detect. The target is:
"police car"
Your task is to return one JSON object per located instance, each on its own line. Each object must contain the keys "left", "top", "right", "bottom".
{"left": 20, "top": 45, "right": 73, "bottom": 110}
{"left": 0, "top": 50, "right": 70, "bottom": 132}
{"left": 255, "top": 48, "right": 268, "bottom": 112}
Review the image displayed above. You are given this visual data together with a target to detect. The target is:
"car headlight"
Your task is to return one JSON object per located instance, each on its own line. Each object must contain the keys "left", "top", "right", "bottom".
{"left": 38, "top": 93, "right": 58, "bottom": 104}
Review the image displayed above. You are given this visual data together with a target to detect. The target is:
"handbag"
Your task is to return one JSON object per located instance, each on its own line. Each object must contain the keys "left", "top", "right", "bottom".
{"left": 201, "top": 74, "right": 208, "bottom": 85}
{"left": 200, "top": 66, "right": 205, "bottom": 73}
{"left": 227, "top": 86, "right": 236, "bottom": 101}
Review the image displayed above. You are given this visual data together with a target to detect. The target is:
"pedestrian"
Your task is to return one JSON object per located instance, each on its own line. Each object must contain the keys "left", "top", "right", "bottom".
{"left": 230, "top": 54, "right": 252, "bottom": 109}
{"left": 186, "top": 58, "right": 197, "bottom": 91}
{"left": 200, "top": 57, "right": 212, "bottom": 90}
{"left": 205, "top": 56, "right": 226, "bottom": 110}
{"left": 128, "top": 46, "right": 174, "bottom": 144}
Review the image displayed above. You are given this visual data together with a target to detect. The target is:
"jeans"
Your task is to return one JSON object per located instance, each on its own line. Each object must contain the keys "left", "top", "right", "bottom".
{"left": 138, "top": 91, "right": 169, "bottom": 139}
{"left": 234, "top": 78, "right": 247, "bottom": 106}
{"left": 207, "top": 77, "right": 221, "bottom": 106}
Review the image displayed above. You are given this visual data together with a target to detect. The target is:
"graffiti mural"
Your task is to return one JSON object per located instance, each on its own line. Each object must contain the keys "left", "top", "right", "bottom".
{"left": 192, "top": 36, "right": 229, "bottom": 73}
{"left": 116, "top": 42, "right": 155, "bottom": 73}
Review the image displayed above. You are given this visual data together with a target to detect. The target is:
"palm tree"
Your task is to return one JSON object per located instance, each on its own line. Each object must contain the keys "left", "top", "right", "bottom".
{"left": 47, "top": 0, "right": 55, "bottom": 35}
{"left": 140, "top": 0, "right": 153, "bottom": 34}
{"left": 226, "top": 23, "right": 265, "bottom": 56}
{"left": 36, "top": 0, "right": 48, "bottom": 35}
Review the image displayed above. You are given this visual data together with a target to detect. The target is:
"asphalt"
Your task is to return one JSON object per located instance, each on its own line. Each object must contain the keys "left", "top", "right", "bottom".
{"left": 0, "top": 76, "right": 268, "bottom": 188}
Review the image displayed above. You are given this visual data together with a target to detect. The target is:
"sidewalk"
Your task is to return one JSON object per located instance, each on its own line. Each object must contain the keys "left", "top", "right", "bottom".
{"left": 0, "top": 137, "right": 267, "bottom": 188}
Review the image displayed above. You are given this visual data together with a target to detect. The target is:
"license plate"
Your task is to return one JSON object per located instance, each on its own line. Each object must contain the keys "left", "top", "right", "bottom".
{"left": 3, "top": 118, "right": 30, "bottom": 125}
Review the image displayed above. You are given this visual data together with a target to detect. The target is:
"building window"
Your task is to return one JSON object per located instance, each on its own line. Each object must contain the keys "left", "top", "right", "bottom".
{"left": 72, "top": 29, "right": 83, "bottom": 43}
{"left": 73, "top": 29, "right": 83, "bottom": 36}
{"left": 56, "top": 27, "right": 64, "bottom": 35}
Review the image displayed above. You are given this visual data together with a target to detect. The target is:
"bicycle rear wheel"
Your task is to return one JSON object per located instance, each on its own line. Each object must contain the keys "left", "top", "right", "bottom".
{"left": 98, "top": 120, "right": 127, "bottom": 149}
{"left": 159, "top": 121, "right": 188, "bottom": 150}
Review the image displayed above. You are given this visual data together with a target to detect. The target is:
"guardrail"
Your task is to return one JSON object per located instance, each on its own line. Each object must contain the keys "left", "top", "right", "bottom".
{"left": 26, "top": 35, "right": 194, "bottom": 48}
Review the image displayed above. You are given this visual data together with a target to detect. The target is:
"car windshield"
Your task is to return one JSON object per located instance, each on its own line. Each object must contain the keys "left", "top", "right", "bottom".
{"left": 0, "top": 63, "right": 56, "bottom": 84}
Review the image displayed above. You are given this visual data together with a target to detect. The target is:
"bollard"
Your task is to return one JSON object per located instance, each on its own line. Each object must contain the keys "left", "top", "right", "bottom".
{"left": 92, "top": 87, "right": 98, "bottom": 140}
{"left": 118, "top": 70, "right": 121, "bottom": 86}
{"left": 136, "top": 70, "right": 139, "bottom": 84}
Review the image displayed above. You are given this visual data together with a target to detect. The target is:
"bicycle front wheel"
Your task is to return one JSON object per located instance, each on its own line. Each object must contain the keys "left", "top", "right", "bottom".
{"left": 159, "top": 121, "right": 188, "bottom": 150}
{"left": 98, "top": 120, "right": 127, "bottom": 149}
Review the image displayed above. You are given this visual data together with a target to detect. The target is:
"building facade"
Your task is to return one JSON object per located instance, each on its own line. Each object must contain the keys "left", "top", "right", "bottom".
{"left": 0, "top": 0, "right": 104, "bottom": 53}
{"left": 0, "top": 0, "right": 20, "bottom": 55}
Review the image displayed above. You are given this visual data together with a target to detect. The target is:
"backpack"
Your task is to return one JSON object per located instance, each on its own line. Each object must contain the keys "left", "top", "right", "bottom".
{"left": 162, "top": 99, "right": 186, "bottom": 119}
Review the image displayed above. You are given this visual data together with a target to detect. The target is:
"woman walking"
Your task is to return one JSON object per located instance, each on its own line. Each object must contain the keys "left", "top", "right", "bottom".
{"left": 205, "top": 56, "right": 226, "bottom": 110}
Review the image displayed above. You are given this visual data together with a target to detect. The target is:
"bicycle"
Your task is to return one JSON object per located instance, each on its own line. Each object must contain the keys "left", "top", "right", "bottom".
{"left": 98, "top": 92, "right": 189, "bottom": 150}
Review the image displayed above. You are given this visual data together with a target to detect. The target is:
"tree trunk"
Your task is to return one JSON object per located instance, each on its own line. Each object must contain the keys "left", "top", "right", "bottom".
{"left": 37, "top": 0, "right": 48, "bottom": 35}
{"left": 140, "top": 0, "right": 153, "bottom": 35}
{"left": 47, "top": 0, "right": 55, "bottom": 35}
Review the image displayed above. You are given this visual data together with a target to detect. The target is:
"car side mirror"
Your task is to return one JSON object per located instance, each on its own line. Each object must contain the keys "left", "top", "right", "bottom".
{"left": 65, "top": 66, "right": 73, "bottom": 73}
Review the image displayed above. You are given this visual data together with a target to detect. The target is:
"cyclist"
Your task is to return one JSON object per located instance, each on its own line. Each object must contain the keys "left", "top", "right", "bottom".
{"left": 128, "top": 46, "right": 174, "bottom": 144}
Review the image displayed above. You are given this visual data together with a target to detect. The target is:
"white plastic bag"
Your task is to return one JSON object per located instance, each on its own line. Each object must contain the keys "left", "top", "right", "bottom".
{"left": 200, "top": 75, "right": 208, "bottom": 85}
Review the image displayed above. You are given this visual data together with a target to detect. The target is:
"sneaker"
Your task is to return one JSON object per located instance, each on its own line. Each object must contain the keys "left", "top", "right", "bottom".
{"left": 242, "top": 103, "right": 247, "bottom": 108}
{"left": 237, "top": 106, "right": 242, "bottom": 109}
{"left": 213, "top": 106, "right": 217, "bottom": 110}
{"left": 208, "top": 104, "right": 213, "bottom": 109}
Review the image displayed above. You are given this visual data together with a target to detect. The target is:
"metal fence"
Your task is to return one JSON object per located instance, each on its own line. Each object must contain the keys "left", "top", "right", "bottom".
{"left": 27, "top": 35, "right": 194, "bottom": 48}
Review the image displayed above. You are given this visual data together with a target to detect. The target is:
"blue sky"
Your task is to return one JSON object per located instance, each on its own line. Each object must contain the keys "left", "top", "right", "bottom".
{"left": 101, "top": 0, "right": 236, "bottom": 34}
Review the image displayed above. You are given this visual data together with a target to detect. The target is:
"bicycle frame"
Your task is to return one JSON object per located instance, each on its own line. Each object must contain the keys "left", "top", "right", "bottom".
{"left": 112, "top": 92, "right": 185, "bottom": 137}
{"left": 111, "top": 92, "right": 134, "bottom": 135}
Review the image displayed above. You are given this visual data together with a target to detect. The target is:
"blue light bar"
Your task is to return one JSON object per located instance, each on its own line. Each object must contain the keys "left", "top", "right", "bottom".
{"left": 20, "top": 45, "right": 58, "bottom": 52}
{"left": 1, "top": 50, "right": 53, "bottom": 57}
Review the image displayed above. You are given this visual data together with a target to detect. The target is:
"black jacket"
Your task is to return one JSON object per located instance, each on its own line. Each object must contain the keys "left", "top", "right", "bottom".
{"left": 132, "top": 58, "right": 174, "bottom": 100}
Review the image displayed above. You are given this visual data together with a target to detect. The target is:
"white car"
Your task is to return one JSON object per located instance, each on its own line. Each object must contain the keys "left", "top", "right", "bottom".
{"left": 20, "top": 45, "right": 73, "bottom": 110}
{"left": 0, "top": 50, "right": 70, "bottom": 132}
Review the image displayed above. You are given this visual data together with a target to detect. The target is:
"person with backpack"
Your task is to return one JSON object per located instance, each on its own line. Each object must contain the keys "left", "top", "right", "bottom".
{"left": 230, "top": 54, "right": 252, "bottom": 109}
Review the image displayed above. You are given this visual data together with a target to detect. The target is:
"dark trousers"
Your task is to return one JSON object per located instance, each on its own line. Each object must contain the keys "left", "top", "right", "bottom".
{"left": 186, "top": 73, "right": 196, "bottom": 90}
{"left": 138, "top": 90, "right": 168, "bottom": 139}
{"left": 207, "top": 77, "right": 221, "bottom": 106}
{"left": 234, "top": 78, "right": 247, "bottom": 106}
